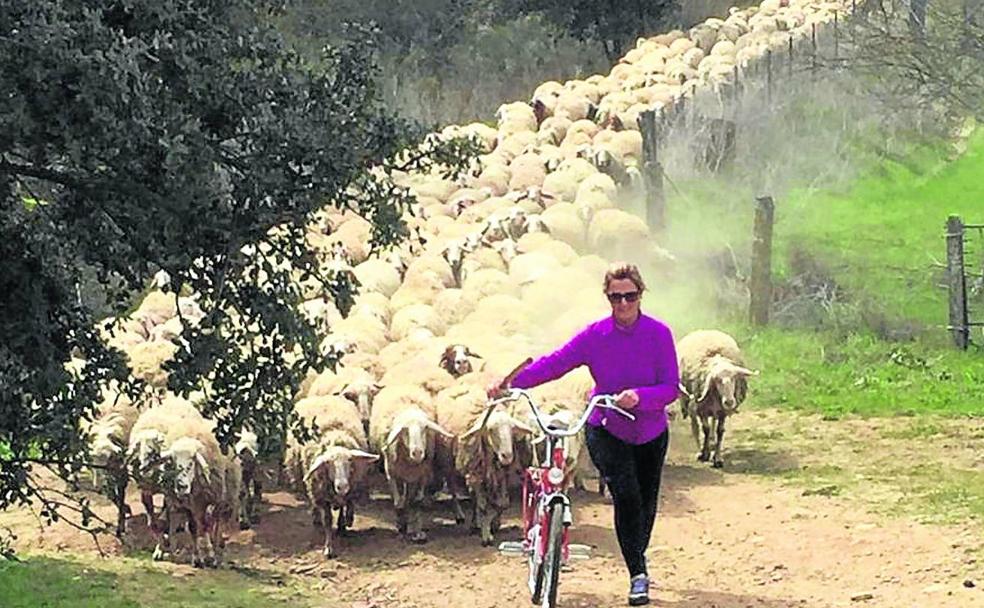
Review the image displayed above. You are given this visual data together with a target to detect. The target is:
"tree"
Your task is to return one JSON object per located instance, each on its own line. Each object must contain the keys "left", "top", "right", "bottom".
{"left": 279, "top": 0, "right": 487, "bottom": 71}
{"left": 0, "top": 0, "right": 476, "bottom": 531}
{"left": 505, "top": 0, "right": 681, "bottom": 63}
{"left": 849, "top": 0, "right": 984, "bottom": 122}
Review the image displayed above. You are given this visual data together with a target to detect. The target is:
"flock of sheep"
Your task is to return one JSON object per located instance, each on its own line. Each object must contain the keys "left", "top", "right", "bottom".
{"left": 66, "top": 0, "right": 849, "bottom": 567}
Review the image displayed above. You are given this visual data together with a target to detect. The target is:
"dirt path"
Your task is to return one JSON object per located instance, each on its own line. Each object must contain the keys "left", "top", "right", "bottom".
{"left": 3, "top": 413, "right": 983, "bottom": 608}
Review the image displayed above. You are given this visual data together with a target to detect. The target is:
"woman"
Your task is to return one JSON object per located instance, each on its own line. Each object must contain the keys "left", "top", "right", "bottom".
{"left": 489, "top": 262, "right": 679, "bottom": 607}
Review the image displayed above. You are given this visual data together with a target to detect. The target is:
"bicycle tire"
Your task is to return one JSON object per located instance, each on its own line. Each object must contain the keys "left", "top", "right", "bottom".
{"left": 539, "top": 501, "right": 564, "bottom": 608}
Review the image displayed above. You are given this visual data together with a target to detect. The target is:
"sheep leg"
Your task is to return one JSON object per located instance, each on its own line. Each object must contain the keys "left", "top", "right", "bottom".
{"left": 320, "top": 503, "right": 337, "bottom": 559}
{"left": 391, "top": 478, "right": 407, "bottom": 534}
{"left": 339, "top": 501, "right": 354, "bottom": 533}
{"left": 142, "top": 489, "right": 158, "bottom": 532}
{"left": 448, "top": 475, "right": 468, "bottom": 525}
{"left": 188, "top": 508, "right": 205, "bottom": 568}
{"left": 468, "top": 496, "right": 479, "bottom": 534}
{"left": 190, "top": 503, "right": 217, "bottom": 569}
{"left": 698, "top": 415, "right": 712, "bottom": 462}
{"left": 712, "top": 414, "right": 727, "bottom": 469}
{"left": 476, "top": 491, "right": 495, "bottom": 546}
{"left": 206, "top": 508, "right": 224, "bottom": 568}
{"left": 405, "top": 483, "right": 427, "bottom": 544}
{"left": 690, "top": 411, "right": 702, "bottom": 456}
{"left": 251, "top": 475, "right": 262, "bottom": 522}
{"left": 238, "top": 468, "right": 253, "bottom": 531}
{"left": 146, "top": 491, "right": 169, "bottom": 561}
{"left": 113, "top": 469, "right": 128, "bottom": 538}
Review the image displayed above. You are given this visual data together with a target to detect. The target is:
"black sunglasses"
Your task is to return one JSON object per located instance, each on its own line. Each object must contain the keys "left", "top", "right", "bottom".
{"left": 606, "top": 291, "right": 640, "bottom": 304}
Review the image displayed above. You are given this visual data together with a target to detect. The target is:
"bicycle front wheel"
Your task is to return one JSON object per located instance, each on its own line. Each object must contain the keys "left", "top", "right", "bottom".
{"left": 539, "top": 501, "right": 565, "bottom": 608}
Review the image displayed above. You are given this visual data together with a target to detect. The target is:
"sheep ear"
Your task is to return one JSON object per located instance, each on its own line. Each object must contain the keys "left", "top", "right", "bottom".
{"left": 460, "top": 417, "right": 486, "bottom": 440}
{"left": 425, "top": 420, "right": 455, "bottom": 439}
{"left": 348, "top": 449, "right": 380, "bottom": 463}
{"left": 464, "top": 348, "right": 483, "bottom": 359}
{"left": 305, "top": 453, "right": 330, "bottom": 481}
{"left": 677, "top": 383, "right": 692, "bottom": 401}
{"left": 510, "top": 417, "right": 536, "bottom": 436}
{"left": 731, "top": 365, "right": 759, "bottom": 377}
{"left": 697, "top": 372, "right": 715, "bottom": 403}
{"left": 384, "top": 423, "right": 406, "bottom": 449}
{"left": 195, "top": 452, "right": 211, "bottom": 480}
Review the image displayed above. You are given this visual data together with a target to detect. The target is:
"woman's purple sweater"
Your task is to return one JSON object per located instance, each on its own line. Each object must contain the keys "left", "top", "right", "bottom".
{"left": 511, "top": 313, "right": 680, "bottom": 445}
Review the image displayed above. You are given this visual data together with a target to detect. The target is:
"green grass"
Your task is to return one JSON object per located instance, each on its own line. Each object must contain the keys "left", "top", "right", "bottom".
{"left": 774, "top": 128, "right": 984, "bottom": 327}
{"left": 738, "top": 327, "right": 984, "bottom": 417}
{"left": 0, "top": 555, "right": 314, "bottom": 608}
{"left": 661, "top": 128, "right": 984, "bottom": 419}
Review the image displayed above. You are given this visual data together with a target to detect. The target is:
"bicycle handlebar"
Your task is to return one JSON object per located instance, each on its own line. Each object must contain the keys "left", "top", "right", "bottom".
{"left": 487, "top": 388, "right": 636, "bottom": 438}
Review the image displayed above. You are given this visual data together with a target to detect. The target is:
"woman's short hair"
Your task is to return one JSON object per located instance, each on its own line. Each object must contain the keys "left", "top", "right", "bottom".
{"left": 603, "top": 262, "right": 646, "bottom": 293}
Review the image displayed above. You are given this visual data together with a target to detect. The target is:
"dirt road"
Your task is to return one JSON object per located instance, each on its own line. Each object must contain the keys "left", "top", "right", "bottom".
{"left": 4, "top": 416, "right": 983, "bottom": 608}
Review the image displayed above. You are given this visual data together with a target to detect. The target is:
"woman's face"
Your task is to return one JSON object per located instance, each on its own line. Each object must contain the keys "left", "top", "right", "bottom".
{"left": 606, "top": 278, "right": 641, "bottom": 326}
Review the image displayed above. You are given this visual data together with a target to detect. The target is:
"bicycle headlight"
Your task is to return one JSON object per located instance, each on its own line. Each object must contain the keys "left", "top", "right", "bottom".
{"left": 547, "top": 466, "right": 565, "bottom": 486}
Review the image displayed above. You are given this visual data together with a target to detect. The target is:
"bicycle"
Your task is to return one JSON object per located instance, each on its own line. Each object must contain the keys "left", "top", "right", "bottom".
{"left": 487, "top": 387, "right": 635, "bottom": 608}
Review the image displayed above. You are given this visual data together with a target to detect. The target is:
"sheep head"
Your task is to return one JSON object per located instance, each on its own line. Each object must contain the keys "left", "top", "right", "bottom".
{"left": 384, "top": 408, "right": 454, "bottom": 464}
{"left": 492, "top": 238, "right": 518, "bottom": 264}
{"left": 161, "top": 437, "right": 211, "bottom": 496}
{"left": 480, "top": 217, "right": 510, "bottom": 245}
{"left": 463, "top": 409, "right": 535, "bottom": 467}
{"left": 439, "top": 344, "right": 483, "bottom": 378}
{"left": 129, "top": 428, "right": 166, "bottom": 474}
{"left": 305, "top": 445, "right": 379, "bottom": 497}
{"left": 698, "top": 355, "right": 759, "bottom": 413}
{"left": 88, "top": 414, "right": 127, "bottom": 465}
{"left": 339, "top": 379, "right": 381, "bottom": 424}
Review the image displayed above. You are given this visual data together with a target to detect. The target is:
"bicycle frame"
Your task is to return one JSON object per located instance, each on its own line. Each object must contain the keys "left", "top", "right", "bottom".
{"left": 490, "top": 388, "right": 635, "bottom": 606}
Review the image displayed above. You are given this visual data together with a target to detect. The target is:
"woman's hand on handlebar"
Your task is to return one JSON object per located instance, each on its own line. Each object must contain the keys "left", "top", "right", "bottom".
{"left": 614, "top": 389, "right": 640, "bottom": 410}
{"left": 486, "top": 378, "right": 510, "bottom": 400}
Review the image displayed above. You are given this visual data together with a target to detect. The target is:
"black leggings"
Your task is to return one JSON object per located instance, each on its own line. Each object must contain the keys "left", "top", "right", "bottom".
{"left": 585, "top": 424, "right": 669, "bottom": 578}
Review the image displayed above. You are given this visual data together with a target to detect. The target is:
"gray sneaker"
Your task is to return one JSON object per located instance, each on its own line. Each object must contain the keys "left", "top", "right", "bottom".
{"left": 628, "top": 574, "right": 650, "bottom": 606}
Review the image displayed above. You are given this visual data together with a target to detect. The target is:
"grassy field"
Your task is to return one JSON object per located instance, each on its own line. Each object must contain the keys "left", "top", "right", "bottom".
{"left": 660, "top": 128, "right": 984, "bottom": 420}
{"left": 0, "top": 555, "right": 314, "bottom": 608}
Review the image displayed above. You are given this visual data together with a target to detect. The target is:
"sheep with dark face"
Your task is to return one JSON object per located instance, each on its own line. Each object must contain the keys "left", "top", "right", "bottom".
{"left": 676, "top": 330, "right": 758, "bottom": 468}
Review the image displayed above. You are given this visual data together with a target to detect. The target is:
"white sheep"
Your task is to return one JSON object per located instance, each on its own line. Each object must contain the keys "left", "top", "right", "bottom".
{"left": 287, "top": 394, "right": 379, "bottom": 558}
{"left": 435, "top": 382, "right": 534, "bottom": 545}
{"left": 353, "top": 258, "right": 402, "bottom": 298}
{"left": 126, "top": 340, "right": 179, "bottom": 389}
{"left": 389, "top": 303, "right": 447, "bottom": 342}
{"left": 540, "top": 202, "right": 587, "bottom": 251}
{"left": 369, "top": 384, "right": 454, "bottom": 542}
{"left": 80, "top": 386, "right": 140, "bottom": 537}
{"left": 676, "top": 330, "right": 759, "bottom": 468}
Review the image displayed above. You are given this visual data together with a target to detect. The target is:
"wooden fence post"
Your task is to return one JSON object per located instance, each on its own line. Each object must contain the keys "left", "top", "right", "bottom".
{"left": 750, "top": 196, "right": 775, "bottom": 326}
{"left": 811, "top": 23, "right": 818, "bottom": 77}
{"left": 638, "top": 109, "right": 665, "bottom": 230}
{"left": 788, "top": 35, "right": 794, "bottom": 78}
{"left": 766, "top": 48, "right": 773, "bottom": 103}
{"left": 946, "top": 215, "right": 970, "bottom": 349}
